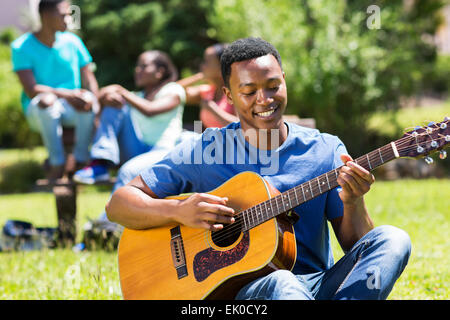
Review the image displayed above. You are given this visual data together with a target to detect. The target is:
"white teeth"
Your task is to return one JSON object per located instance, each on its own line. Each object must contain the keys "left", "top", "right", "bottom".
{"left": 257, "top": 109, "right": 275, "bottom": 117}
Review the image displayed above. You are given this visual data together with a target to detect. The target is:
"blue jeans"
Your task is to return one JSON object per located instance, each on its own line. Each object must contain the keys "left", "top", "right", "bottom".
{"left": 90, "top": 105, "right": 152, "bottom": 165}
{"left": 235, "top": 225, "right": 411, "bottom": 300}
{"left": 26, "top": 93, "right": 96, "bottom": 166}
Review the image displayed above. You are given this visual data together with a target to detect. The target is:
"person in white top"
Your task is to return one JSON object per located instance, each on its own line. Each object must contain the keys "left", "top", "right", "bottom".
{"left": 74, "top": 50, "right": 186, "bottom": 187}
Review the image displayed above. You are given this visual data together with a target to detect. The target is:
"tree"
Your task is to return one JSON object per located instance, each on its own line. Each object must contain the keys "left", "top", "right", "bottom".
{"left": 74, "top": 0, "right": 216, "bottom": 89}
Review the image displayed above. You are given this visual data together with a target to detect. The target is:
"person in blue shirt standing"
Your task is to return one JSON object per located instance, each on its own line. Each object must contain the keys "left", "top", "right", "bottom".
{"left": 11, "top": 0, "right": 98, "bottom": 180}
{"left": 105, "top": 37, "right": 411, "bottom": 300}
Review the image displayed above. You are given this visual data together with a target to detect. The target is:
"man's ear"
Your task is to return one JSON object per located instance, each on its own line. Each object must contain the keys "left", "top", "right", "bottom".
{"left": 222, "top": 86, "right": 234, "bottom": 105}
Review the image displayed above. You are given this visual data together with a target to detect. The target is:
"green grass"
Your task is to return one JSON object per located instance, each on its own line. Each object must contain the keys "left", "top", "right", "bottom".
{"left": 330, "top": 178, "right": 449, "bottom": 300}
{"left": 367, "top": 101, "right": 449, "bottom": 138}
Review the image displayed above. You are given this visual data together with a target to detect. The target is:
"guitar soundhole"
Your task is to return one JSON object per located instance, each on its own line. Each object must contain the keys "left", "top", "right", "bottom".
{"left": 211, "top": 216, "right": 243, "bottom": 248}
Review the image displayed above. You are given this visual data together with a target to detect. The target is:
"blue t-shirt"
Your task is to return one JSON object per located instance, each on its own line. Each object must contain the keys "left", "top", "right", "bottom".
{"left": 140, "top": 121, "right": 348, "bottom": 274}
{"left": 11, "top": 31, "right": 93, "bottom": 112}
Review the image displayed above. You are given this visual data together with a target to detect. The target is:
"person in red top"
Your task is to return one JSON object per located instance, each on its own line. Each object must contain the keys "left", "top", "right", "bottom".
{"left": 178, "top": 44, "right": 238, "bottom": 128}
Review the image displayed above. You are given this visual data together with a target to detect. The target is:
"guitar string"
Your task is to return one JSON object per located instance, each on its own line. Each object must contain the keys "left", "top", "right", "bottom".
{"left": 152, "top": 134, "right": 449, "bottom": 253}
{"left": 137, "top": 134, "right": 448, "bottom": 264}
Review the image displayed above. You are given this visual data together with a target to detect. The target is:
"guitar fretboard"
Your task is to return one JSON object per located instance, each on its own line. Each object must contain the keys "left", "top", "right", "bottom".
{"left": 237, "top": 142, "right": 399, "bottom": 231}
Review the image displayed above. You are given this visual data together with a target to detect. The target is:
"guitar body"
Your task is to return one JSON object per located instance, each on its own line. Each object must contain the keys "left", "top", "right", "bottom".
{"left": 118, "top": 171, "right": 297, "bottom": 300}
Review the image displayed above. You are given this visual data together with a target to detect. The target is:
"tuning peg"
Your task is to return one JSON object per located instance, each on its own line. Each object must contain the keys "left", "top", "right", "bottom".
{"left": 440, "top": 150, "right": 447, "bottom": 160}
{"left": 445, "top": 116, "right": 449, "bottom": 121}
{"left": 441, "top": 122, "right": 447, "bottom": 129}
{"left": 424, "top": 156, "right": 434, "bottom": 165}
{"left": 428, "top": 121, "right": 435, "bottom": 126}
{"left": 417, "top": 146, "right": 424, "bottom": 153}
{"left": 446, "top": 135, "right": 450, "bottom": 142}
{"left": 431, "top": 140, "right": 438, "bottom": 148}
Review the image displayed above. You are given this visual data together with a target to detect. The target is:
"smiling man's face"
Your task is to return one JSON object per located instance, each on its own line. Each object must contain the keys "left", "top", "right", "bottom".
{"left": 223, "top": 54, "right": 287, "bottom": 132}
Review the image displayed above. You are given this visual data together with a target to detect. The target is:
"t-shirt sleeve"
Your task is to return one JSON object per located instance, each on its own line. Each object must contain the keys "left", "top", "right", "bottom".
{"left": 72, "top": 34, "right": 92, "bottom": 68}
{"left": 325, "top": 136, "right": 348, "bottom": 221}
{"left": 157, "top": 82, "right": 186, "bottom": 105}
{"left": 140, "top": 135, "right": 201, "bottom": 198}
{"left": 11, "top": 45, "right": 32, "bottom": 72}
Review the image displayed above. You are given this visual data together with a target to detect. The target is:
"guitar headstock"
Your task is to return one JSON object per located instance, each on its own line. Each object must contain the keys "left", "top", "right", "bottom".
{"left": 395, "top": 117, "right": 449, "bottom": 159}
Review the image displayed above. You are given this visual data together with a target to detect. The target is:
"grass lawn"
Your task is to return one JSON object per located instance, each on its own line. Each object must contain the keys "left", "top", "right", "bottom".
{"left": 0, "top": 177, "right": 448, "bottom": 299}
{"left": 367, "top": 101, "right": 449, "bottom": 138}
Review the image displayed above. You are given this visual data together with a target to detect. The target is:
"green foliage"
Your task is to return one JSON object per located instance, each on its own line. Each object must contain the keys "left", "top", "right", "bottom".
{"left": 73, "top": 0, "right": 216, "bottom": 89}
{"left": 0, "top": 160, "right": 44, "bottom": 194}
{"left": 0, "top": 37, "right": 41, "bottom": 148}
{"left": 208, "top": 0, "right": 445, "bottom": 154}
{"left": 422, "top": 54, "right": 450, "bottom": 95}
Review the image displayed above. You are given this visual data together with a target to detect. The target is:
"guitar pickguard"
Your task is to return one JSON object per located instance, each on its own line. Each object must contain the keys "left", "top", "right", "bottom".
{"left": 193, "top": 231, "right": 250, "bottom": 282}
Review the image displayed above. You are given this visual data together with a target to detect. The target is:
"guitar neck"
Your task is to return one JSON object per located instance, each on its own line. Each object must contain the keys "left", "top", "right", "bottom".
{"left": 238, "top": 142, "right": 400, "bottom": 231}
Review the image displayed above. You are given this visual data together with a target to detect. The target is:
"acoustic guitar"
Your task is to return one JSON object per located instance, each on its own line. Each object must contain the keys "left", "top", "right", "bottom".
{"left": 118, "top": 118, "right": 449, "bottom": 299}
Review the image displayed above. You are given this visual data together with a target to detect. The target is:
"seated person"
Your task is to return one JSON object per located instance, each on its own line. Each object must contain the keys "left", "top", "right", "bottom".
{"left": 178, "top": 43, "right": 238, "bottom": 128}
{"left": 106, "top": 37, "right": 411, "bottom": 300}
{"left": 74, "top": 50, "right": 187, "bottom": 191}
{"left": 11, "top": 0, "right": 98, "bottom": 180}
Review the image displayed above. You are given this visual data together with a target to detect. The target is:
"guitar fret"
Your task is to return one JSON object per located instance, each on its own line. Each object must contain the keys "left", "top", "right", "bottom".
{"left": 270, "top": 198, "right": 275, "bottom": 218}
{"left": 242, "top": 211, "right": 248, "bottom": 230}
{"left": 256, "top": 204, "right": 261, "bottom": 225}
{"left": 293, "top": 187, "right": 299, "bottom": 206}
{"left": 259, "top": 203, "right": 265, "bottom": 223}
{"left": 285, "top": 193, "right": 291, "bottom": 209}
{"left": 309, "top": 180, "right": 314, "bottom": 197}
{"left": 262, "top": 202, "right": 268, "bottom": 221}
{"left": 264, "top": 200, "right": 273, "bottom": 219}
{"left": 366, "top": 154, "right": 372, "bottom": 170}
{"left": 301, "top": 184, "right": 306, "bottom": 202}
{"left": 275, "top": 195, "right": 280, "bottom": 215}
{"left": 317, "top": 177, "right": 322, "bottom": 193}
{"left": 326, "top": 173, "right": 331, "bottom": 189}
{"left": 378, "top": 148, "right": 384, "bottom": 164}
{"left": 279, "top": 195, "right": 285, "bottom": 213}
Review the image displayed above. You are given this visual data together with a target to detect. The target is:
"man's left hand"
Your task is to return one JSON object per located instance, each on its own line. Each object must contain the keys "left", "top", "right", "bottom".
{"left": 337, "top": 154, "right": 375, "bottom": 205}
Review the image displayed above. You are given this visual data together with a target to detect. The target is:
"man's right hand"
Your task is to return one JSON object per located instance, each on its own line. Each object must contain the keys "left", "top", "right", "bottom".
{"left": 174, "top": 193, "right": 236, "bottom": 231}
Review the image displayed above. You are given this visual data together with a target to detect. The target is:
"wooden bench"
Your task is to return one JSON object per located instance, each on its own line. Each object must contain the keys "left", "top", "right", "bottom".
{"left": 35, "top": 127, "right": 115, "bottom": 246}
{"left": 283, "top": 115, "right": 316, "bottom": 129}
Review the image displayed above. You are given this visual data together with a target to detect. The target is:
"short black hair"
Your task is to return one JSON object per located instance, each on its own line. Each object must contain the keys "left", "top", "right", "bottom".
{"left": 38, "top": 0, "right": 65, "bottom": 14}
{"left": 220, "top": 37, "right": 283, "bottom": 87}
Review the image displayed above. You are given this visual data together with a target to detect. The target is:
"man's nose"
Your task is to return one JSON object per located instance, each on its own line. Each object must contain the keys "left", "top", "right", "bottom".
{"left": 256, "top": 89, "right": 274, "bottom": 106}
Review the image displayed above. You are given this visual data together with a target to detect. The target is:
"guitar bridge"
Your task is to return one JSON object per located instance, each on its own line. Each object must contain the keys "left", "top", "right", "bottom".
{"left": 170, "top": 226, "right": 188, "bottom": 279}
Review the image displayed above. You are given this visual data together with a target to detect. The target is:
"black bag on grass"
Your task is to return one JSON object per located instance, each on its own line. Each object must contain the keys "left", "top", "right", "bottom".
{"left": 0, "top": 220, "right": 57, "bottom": 251}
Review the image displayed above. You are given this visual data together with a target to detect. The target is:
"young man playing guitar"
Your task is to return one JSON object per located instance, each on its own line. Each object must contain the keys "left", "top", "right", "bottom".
{"left": 106, "top": 37, "right": 411, "bottom": 300}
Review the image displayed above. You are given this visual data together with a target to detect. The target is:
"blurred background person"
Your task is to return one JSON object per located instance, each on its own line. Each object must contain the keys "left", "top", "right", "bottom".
{"left": 178, "top": 43, "right": 238, "bottom": 129}
{"left": 74, "top": 50, "right": 186, "bottom": 187}
{"left": 10, "top": 0, "right": 98, "bottom": 180}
